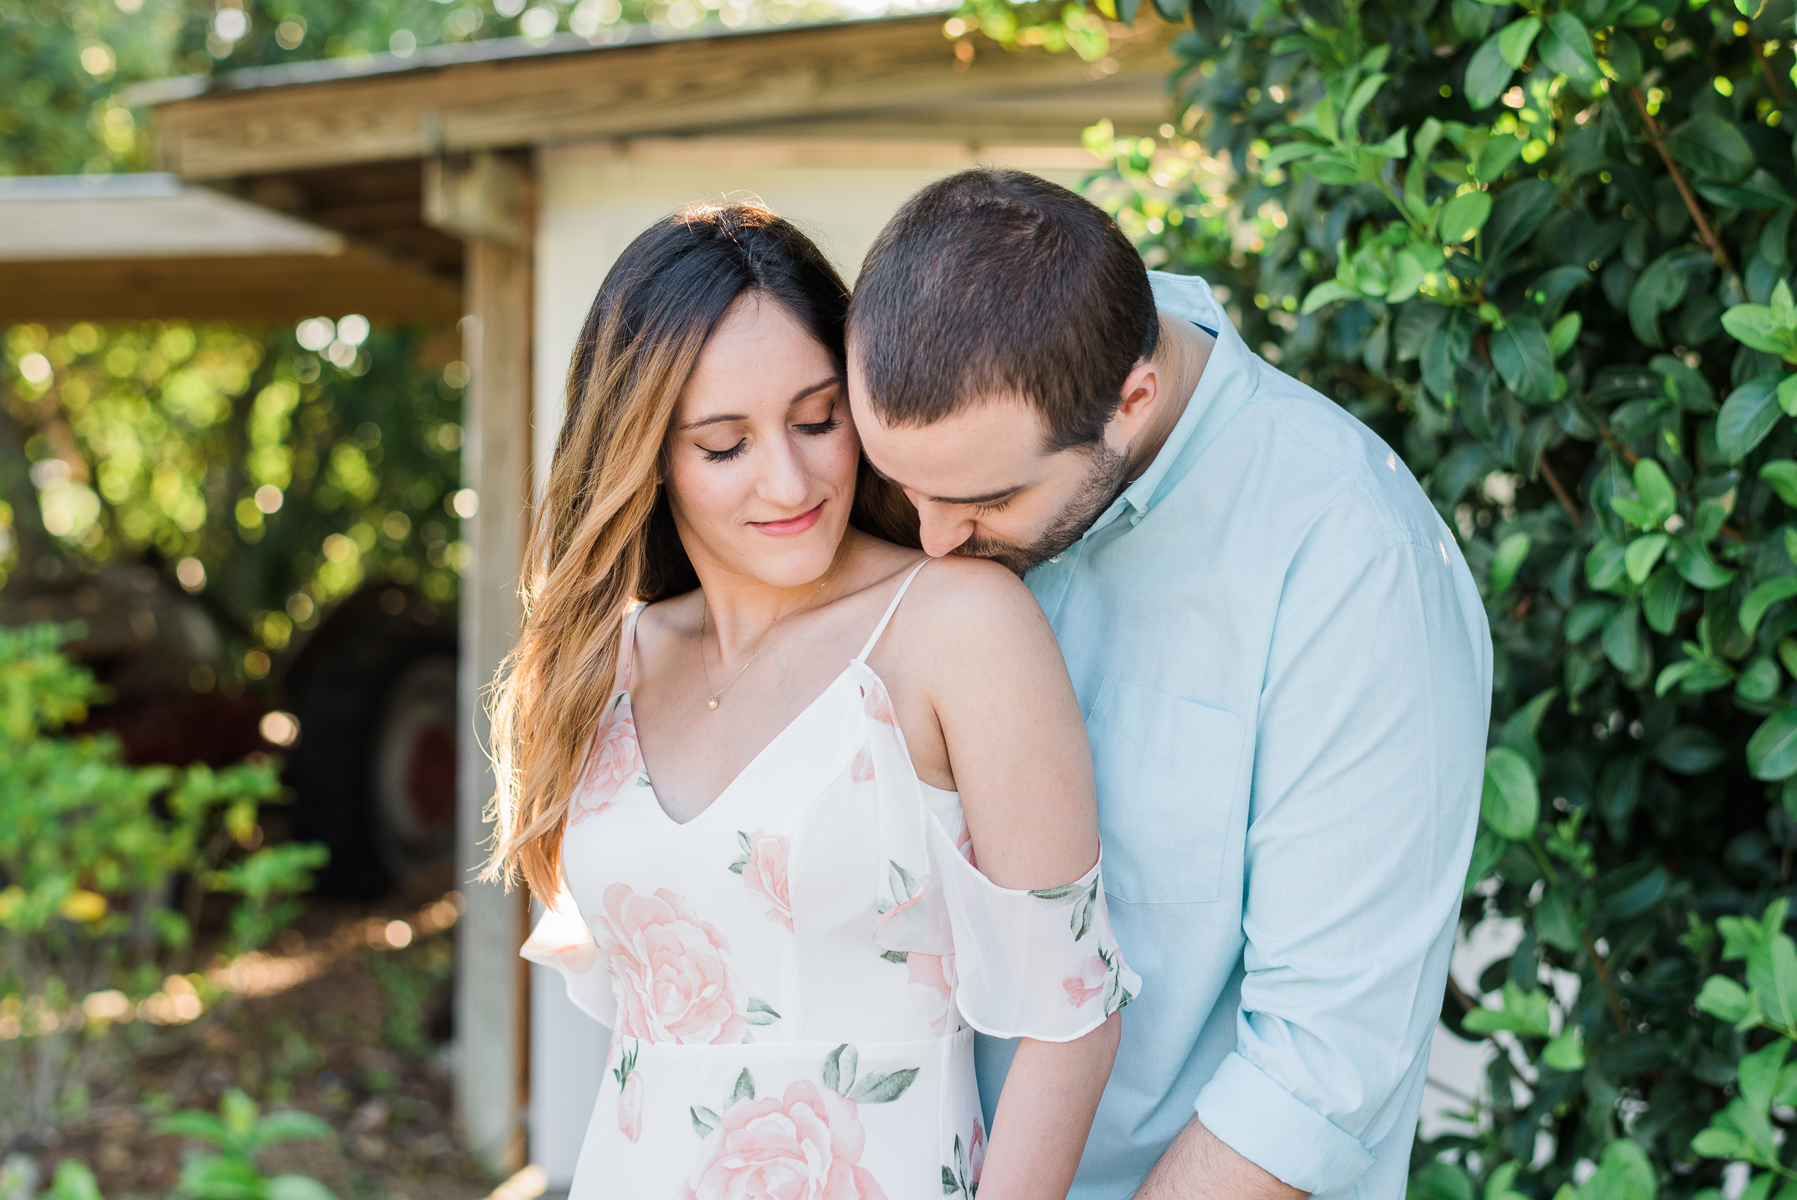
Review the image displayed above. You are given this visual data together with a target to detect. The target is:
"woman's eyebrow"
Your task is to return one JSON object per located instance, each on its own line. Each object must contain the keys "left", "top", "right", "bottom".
{"left": 678, "top": 378, "right": 839, "bottom": 432}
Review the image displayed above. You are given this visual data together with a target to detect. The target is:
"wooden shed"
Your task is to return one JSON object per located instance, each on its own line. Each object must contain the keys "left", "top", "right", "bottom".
{"left": 15, "top": 14, "right": 1175, "bottom": 1183}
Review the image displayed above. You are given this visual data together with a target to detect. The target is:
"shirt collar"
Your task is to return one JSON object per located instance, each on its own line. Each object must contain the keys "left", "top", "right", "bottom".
{"left": 1089, "top": 273, "right": 1254, "bottom": 532}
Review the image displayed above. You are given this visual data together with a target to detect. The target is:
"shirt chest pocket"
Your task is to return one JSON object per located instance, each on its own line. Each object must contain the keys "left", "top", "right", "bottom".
{"left": 1086, "top": 678, "right": 1246, "bottom": 905}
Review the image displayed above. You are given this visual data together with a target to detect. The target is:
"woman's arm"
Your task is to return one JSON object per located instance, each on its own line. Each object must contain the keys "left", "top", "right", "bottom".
{"left": 896, "top": 557, "right": 1116, "bottom": 1199}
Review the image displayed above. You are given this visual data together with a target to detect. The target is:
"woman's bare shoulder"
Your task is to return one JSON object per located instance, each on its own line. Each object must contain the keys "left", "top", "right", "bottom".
{"left": 898, "top": 555, "right": 1058, "bottom": 670}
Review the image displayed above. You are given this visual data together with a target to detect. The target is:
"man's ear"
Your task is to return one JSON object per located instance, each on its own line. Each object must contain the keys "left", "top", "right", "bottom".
{"left": 1105, "top": 359, "right": 1162, "bottom": 451}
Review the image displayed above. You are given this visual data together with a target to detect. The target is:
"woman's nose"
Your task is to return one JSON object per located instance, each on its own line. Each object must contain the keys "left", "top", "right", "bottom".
{"left": 757, "top": 436, "right": 812, "bottom": 509}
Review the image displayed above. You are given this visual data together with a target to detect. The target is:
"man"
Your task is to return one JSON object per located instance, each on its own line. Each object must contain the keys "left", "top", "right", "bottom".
{"left": 845, "top": 168, "right": 1492, "bottom": 1199}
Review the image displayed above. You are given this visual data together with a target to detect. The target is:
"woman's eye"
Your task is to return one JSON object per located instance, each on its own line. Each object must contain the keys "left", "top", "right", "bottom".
{"left": 794, "top": 416, "right": 842, "bottom": 436}
{"left": 700, "top": 440, "right": 747, "bottom": 463}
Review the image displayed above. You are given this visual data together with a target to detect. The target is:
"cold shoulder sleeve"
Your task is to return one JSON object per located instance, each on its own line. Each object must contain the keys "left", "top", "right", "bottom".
{"left": 521, "top": 884, "right": 616, "bottom": 1028}
{"left": 926, "top": 814, "right": 1139, "bottom": 1042}
{"left": 854, "top": 660, "right": 1139, "bottom": 1043}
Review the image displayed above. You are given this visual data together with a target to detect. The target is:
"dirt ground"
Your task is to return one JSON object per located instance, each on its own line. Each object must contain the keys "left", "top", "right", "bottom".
{"left": 32, "top": 889, "right": 502, "bottom": 1200}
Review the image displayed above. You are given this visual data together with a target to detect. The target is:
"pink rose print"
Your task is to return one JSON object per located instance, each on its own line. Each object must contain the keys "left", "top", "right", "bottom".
{"left": 682, "top": 1080, "right": 886, "bottom": 1200}
{"left": 521, "top": 895, "right": 600, "bottom": 973}
{"left": 970, "top": 1120, "right": 985, "bottom": 1187}
{"left": 851, "top": 745, "right": 875, "bottom": 783}
{"left": 1062, "top": 955, "right": 1108, "bottom": 1008}
{"left": 617, "top": 1069, "right": 644, "bottom": 1143}
{"left": 954, "top": 822, "right": 977, "bottom": 868}
{"left": 862, "top": 683, "right": 898, "bottom": 727}
{"left": 739, "top": 831, "right": 794, "bottom": 932}
{"left": 569, "top": 704, "right": 646, "bottom": 825}
{"left": 906, "top": 952, "right": 957, "bottom": 1035}
{"left": 591, "top": 883, "right": 747, "bottom": 1045}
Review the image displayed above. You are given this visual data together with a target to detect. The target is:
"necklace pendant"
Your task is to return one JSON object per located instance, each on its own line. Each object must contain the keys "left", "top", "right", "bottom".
{"left": 707, "top": 697, "right": 720, "bottom": 711}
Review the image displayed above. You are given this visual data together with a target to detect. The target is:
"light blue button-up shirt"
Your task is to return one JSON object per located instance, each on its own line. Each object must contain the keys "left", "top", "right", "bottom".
{"left": 975, "top": 272, "right": 1492, "bottom": 1199}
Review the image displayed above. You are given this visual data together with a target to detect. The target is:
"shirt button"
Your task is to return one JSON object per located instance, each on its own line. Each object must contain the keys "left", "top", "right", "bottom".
{"left": 1049, "top": 555, "right": 1063, "bottom": 564}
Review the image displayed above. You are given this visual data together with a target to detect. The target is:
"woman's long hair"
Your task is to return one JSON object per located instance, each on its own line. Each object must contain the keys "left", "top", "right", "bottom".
{"left": 484, "top": 202, "right": 918, "bottom": 901}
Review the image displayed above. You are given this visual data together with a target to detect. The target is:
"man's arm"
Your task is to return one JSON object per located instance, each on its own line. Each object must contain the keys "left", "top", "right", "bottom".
{"left": 1137, "top": 1117, "right": 1306, "bottom": 1200}
{"left": 1144, "top": 530, "right": 1491, "bottom": 1197}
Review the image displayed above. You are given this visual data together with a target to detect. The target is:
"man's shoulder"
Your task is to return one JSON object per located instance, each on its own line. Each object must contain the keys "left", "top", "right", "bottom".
{"left": 1146, "top": 271, "right": 1443, "bottom": 558}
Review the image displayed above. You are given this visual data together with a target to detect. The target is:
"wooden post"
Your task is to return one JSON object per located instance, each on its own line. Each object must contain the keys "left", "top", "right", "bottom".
{"left": 444, "top": 153, "right": 535, "bottom": 1176}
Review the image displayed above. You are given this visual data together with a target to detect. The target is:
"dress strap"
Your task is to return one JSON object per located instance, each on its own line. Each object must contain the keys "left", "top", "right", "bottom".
{"left": 618, "top": 603, "right": 645, "bottom": 690}
{"left": 853, "top": 558, "right": 933, "bottom": 663}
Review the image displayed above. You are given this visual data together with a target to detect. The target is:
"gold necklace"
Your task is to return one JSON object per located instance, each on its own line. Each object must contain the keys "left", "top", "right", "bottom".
{"left": 698, "top": 541, "right": 847, "bottom": 711}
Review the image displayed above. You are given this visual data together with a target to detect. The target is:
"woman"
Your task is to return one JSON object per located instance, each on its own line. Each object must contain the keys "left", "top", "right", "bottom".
{"left": 486, "top": 202, "right": 1138, "bottom": 1199}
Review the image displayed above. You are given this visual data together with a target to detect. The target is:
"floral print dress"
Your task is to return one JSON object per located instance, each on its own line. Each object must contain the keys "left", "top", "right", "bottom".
{"left": 523, "top": 559, "right": 1140, "bottom": 1200}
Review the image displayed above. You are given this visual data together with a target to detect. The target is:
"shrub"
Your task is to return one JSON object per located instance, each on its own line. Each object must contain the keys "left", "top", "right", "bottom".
{"left": 159, "top": 1088, "right": 338, "bottom": 1200}
{"left": 0, "top": 624, "right": 325, "bottom": 1152}
{"left": 960, "top": 0, "right": 1797, "bottom": 1193}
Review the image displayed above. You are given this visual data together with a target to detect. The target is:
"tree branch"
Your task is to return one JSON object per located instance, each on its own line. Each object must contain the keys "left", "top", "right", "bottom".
{"left": 1537, "top": 454, "right": 1584, "bottom": 528}
{"left": 1628, "top": 85, "right": 1735, "bottom": 275}
{"left": 1582, "top": 932, "right": 1631, "bottom": 1034}
{"left": 1751, "top": 36, "right": 1790, "bottom": 108}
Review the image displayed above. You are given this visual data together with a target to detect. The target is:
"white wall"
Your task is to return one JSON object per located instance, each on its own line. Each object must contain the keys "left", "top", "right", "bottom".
{"left": 526, "top": 136, "right": 1090, "bottom": 1185}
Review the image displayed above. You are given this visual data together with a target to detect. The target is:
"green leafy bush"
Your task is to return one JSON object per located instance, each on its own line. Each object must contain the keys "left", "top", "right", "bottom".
{"left": 964, "top": 0, "right": 1797, "bottom": 1191}
{"left": 0, "top": 624, "right": 325, "bottom": 1151}
{"left": 159, "top": 1088, "right": 338, "bottom": 1200}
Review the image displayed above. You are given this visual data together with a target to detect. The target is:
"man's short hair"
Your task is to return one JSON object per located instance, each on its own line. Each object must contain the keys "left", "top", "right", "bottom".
{"left": 848, "top": 168, "right": 1159, "bottom": 453}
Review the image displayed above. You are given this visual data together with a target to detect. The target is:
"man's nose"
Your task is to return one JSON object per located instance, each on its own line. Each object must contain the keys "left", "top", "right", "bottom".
{"left": 915, "top": 504, "right": 973, "bottom": 558}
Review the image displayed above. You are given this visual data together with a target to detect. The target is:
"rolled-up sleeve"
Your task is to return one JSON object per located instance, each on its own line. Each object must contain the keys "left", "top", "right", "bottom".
{"left": 1195, "top": 531, "right": 1490, "bottom": 1194}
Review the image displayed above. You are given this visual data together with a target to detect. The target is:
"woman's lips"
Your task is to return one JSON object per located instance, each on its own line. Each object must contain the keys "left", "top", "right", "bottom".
{"left": 751, "top": 501, "right": 825, "bottom": 537}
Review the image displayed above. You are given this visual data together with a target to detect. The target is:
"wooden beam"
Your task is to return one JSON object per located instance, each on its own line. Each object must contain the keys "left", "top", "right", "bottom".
{"left": 0, "top": 248, "right": 462, "bottom": 324}
{"left": 453, "top": 203, "right": 534, "bottom": 1174}
{"left": 151, "top": 16, "right": 1173, "bottom": 180}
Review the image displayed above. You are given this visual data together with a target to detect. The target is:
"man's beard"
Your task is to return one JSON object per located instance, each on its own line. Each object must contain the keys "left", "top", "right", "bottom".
{"left": 954, "top": 440, "right": 1130, "bottom": 576}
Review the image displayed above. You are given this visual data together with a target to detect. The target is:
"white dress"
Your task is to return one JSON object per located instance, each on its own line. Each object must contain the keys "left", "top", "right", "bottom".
{"left": 523, "top": 560, "right": 1140, "bottom": 1199}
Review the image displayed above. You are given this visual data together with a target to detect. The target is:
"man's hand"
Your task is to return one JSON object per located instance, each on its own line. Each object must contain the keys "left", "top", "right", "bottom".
{"left": 1133, "top": 1117, "right": 1308, "bottom": 1200}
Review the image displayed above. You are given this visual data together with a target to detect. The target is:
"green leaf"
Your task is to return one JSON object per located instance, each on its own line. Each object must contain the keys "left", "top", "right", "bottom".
{"left": 1342, "top": 72, "right": 1388, "bottom": 141}
{"left": 1602, "top": 601, "right": 1649, "bottom": 675}
{"left": 1301, "top": 280, "right": 1360, "bottom": 315}
{"left": 1606, "top": 31, "right": 1644, "bottom": 84}
{"left": 1538, "top": 13, "right": 1602, "bottom": 92}
{"left": 1655, "top": 725, "right": 1726, "bottom": 774}
{"left": 1490, "top": 532, "right": 1531, "bottom": 594}
{"left": 1549, "top": 312, "right": 1582, "bottom": 359}
{"left": 1484, "top": 179, "right": 1558, "bottom": 265}
{"left": 1464, "top": 35, "right": 1514, "bottom": 111}
{"left": 1481, "top": 745, "right": 1539, "bottom": 838}
{"left": 156, "top": 1111, "right": 233, "bottom": 1147}
{"left": 846, "top": 1066, "right": 920, "bottom": 1104}
{"left": 1666, "top": 113, "right": 1758, "bottom": 183}
{"left": 1724, "top": 305, "right": 1797, "bottom": 360}
{"left": 1642, "top": 566, "right": 1688, "bottom": 634}
{"left": 267, "top": 1178, "right": 341, "bottom": 1200}
{"left": 1634, "top": 459, "right": 1675, "bottom": 523}
{"left": 1691, "top": 1127, "right": 1749, "bottom": 1158}
{"left": 1625, "top": 533, "right": 1669, "bottom": 584}
{"left": 1779, "top": 374, "right": 1797, "bottom": 416}
{"left": 1719, "top": 374, "right": 1787, "bottom": 462}
{"left": 1695, "top": 974, "right": 1754, "bottom": 1023}
{"left": 1629, "top": 249, "right": 1704, "bottom": 347}
{"left": 732, "top": 1067, "right": 756, "bottom": 1104}
{"left": 1498, "top": 15, "right": 1542, "bottom": 67}
{"left": 1761, "top": 461, "right": 1797, "bottom": 506}
{"left": 1674, "top": 541, "right": 1737, "bottom": 590}
{"left": 48, "top": 1162, "right": 103, "bottom": 1200}
{"left": 1541, "top": 1025, "right": 1585, "bottom": 1071}
{"left": 1492, "top": 315, "right": 1555, "bottom": 403}
{"left": 248, "top": 1110, "right": 333, "bottom": 1150}
{"left": 1742, "top": 577, "right": 1797, "bottom": 636}
{"left": 1738, "top": 655, "right": 1782, "bottom": 702}
{"left": 692, "top": 1106, "right": 717, "bottom": 1136}
{"left": 1748, "top": 931, "right": 1797, "bottom": 1029}
{"left": 1749, "top": 708, "right": 1797, "bottom": 780}
{"left": 1438, "top": 190, "right": 1494, "bottom": 244}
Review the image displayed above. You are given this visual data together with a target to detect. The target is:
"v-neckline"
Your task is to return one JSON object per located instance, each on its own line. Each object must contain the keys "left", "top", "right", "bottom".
{"left": 626, "top": 666, "right": 855, "bottom": 828}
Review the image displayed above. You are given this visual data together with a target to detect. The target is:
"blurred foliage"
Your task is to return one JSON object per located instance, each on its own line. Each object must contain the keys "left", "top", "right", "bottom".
{"left": 1, "top": 321, "right": 467, "bottom": 686}
{"left": 0, "top": 0, "right": 877, "bottom": 181}
{"left": 0, "top": 623, "right": 324, "bottom": 1151}
{"left": 975, "top": 0, "right": 1797, "bottom": 1191}
{"left": 157, "top": 1088, "right": 336, "bottom": 1200}
{"left": 364, "top": 924, "right": 452, "bottom": 1060}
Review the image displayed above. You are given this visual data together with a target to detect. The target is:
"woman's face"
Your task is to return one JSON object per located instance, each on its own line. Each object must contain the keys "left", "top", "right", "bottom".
{"left": 664, "top": 293, "right": 859, "bottom": 590}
